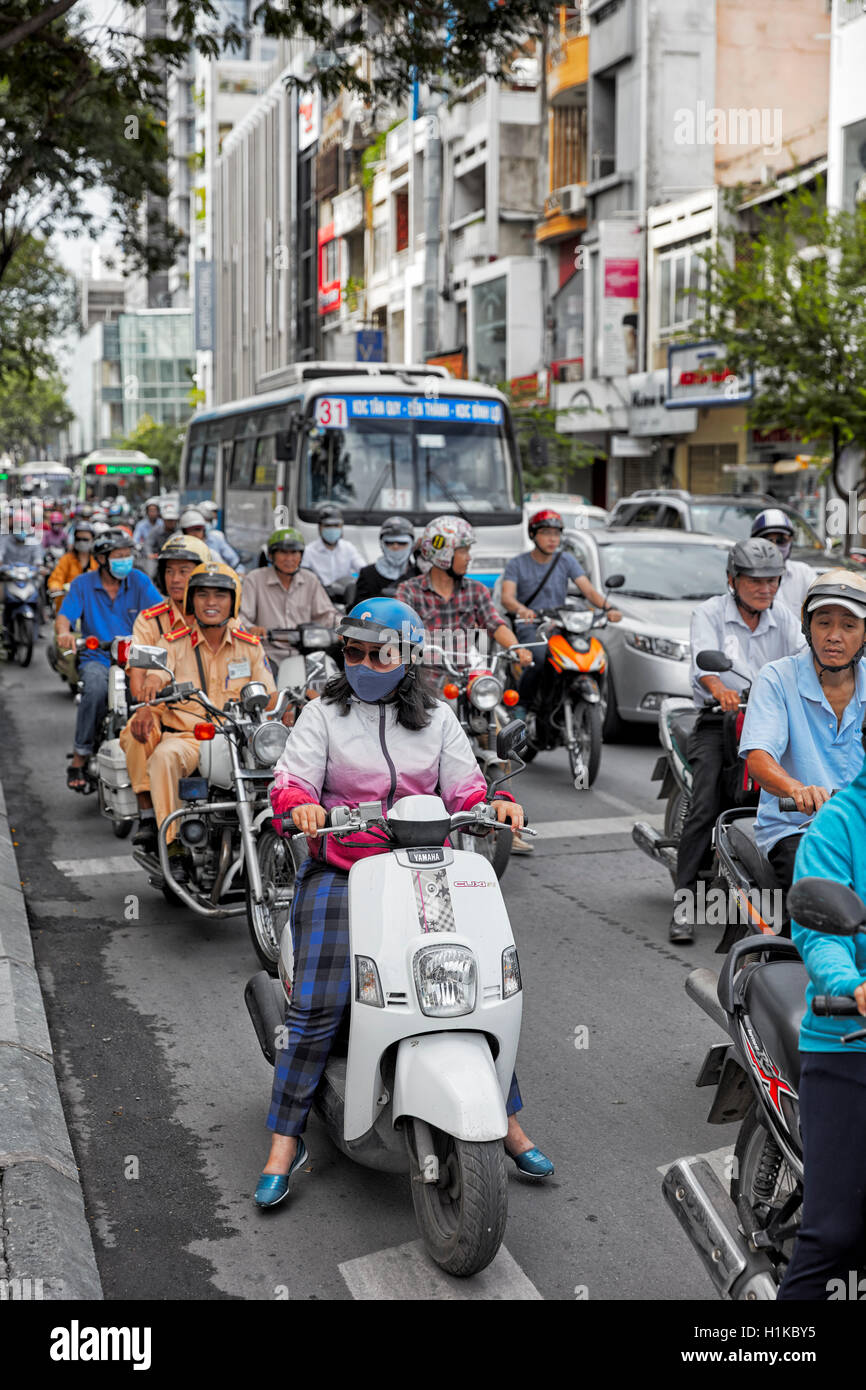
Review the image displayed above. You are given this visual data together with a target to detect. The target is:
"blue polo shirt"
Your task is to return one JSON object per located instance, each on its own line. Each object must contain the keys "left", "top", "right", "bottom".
{"left": 792, "top": 763, "right": 866, "bottom": 1052}
{"left": 739, "top": 647, "right": 866, "bottom": 855}
{"left": 60, "top": 567, "right": 162, "bottom": 667}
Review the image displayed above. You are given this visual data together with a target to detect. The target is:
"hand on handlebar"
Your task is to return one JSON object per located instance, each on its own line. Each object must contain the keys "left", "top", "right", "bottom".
{"left": 57, "top": 632, "right": 76, "bottom": 653}
{"left": 855, "top": 983, "right": 866, "bottom": 1018}
{"left": 291, "top": 803, "right": 327, "bottom": 836}
{"left": 787, "top": 783, "right": 832, "bottom": 815}
{"left": 246, "top": 624, "right": 268, "bottom": 639}
{"left": 490, "top": 799, "right": 525, "bottom": 831}
{"left": 714, "top": 685, "right": 741, "bottom": 713}
{"left": 605, "top": 608, "right": 623, "bottom": 623}
{"left": 512, "top": 646, "right": 533, "bottom": 667}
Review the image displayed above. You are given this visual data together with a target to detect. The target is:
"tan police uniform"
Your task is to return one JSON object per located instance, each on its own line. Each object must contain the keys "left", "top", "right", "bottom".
{"left": 132, "top": 598, "right": 186, "bottom": 646}
{"left": 119, "top": 617, "right": 275, "bottom": 843}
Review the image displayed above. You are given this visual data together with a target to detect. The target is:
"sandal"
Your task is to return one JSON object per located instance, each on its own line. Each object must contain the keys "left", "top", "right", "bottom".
{"left": 66, "top": 762, "right": 89, "bottom": 793}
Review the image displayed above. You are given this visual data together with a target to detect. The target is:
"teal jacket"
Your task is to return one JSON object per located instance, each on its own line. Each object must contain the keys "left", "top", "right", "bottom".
{"left": 792, "top": 761, "right": 866, "bottom": 1052}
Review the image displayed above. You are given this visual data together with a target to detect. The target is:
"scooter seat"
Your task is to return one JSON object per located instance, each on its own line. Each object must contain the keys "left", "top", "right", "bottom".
{"left": 727, "top": 820, "right": 781, "bottom": 893}
{"left": 669, "top": 709, "right": 699, "bottom": 756}
{"left": 741, "top": 959, "right": 808, "bottom": 1093}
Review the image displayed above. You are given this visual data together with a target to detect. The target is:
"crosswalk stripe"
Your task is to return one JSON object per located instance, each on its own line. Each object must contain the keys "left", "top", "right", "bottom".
{"left": 54, "top": 856, "right": 139, "bottom": 878}
{"left": 338, "top": 1239, "right": 542, "bottom": 1301}
{"left": 533, "top": 812, "right": 664, "bottom": 840}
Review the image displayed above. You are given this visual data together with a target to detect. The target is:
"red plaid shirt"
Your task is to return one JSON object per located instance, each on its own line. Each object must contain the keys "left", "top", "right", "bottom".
{"left": 396, "top": 571, "right": 507, "bottom": 676}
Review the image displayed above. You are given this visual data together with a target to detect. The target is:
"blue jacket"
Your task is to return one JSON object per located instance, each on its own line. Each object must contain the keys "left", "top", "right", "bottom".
{"left": 792, "top": 761, "right": 866, "bottom": 1052}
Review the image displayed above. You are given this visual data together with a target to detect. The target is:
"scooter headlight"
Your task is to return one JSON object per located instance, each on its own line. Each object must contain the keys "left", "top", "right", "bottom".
{"left": 250, "top": 721, "right": 290, "bottom": 767}
{"left": 413, "top": 945, "right": 477, "bottom": 1017}
{"left": 502, "top": 945, "right": 522, "bottom": 998}
{"left": 467, "top": 674, "right": 502, "bottom": 712}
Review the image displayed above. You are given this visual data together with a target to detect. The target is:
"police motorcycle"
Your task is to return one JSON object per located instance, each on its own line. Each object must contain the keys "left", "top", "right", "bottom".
{"left": 518, "top": 574, "right": 625, "bottom": 792}
{"left": 426, "top": 642, "right": 523, "bottom": 881}
{"left": 61, "top": 635, "right": 136, "bottom": 827}
{"left": 662, "top": 876, "right": 866, "bottom": 1300}
{"left": 125, "top": 644, "right": 302, "bottom": 968}
{"left": 633, "top": 650, "right": 753, "bottom": 885}
{"left": 245, "top": 719, "right": 534, "bottom": 1278}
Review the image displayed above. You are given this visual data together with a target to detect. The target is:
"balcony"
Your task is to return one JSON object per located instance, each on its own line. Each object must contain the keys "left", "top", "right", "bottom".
{"left": 452, "top": 217, "right": 490, "bottom": 265}
{"left": 547, "top": 4, "right": 589, "bottom": 107}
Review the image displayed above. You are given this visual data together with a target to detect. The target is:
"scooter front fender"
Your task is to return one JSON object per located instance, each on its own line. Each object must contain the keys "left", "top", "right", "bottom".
{"left": 393, "top": 1032, "right": 508, "bottom": 1142}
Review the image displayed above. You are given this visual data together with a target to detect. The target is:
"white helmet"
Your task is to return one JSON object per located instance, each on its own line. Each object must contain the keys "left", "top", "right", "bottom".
{"left": 180, "top": 508, "right": 207, "bottom": 530}
{"left": 160, "top": 500, "right": 180, "bottom": 521}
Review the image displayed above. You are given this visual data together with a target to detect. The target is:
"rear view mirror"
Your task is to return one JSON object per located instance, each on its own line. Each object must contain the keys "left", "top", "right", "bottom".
{"left": 696, "top": 649, "right": 732, "bottom": 673}
{"left": 605, "top": 574, "right": 625, "bottom": 589}
{"left": 127, "top": 644, "right": 170, "bottom": 671}
{"left": 788, "top": 877, "right": 866, "bottom": 936}
{"left": 496, "top": 719, "right": 528, "bottom": 762}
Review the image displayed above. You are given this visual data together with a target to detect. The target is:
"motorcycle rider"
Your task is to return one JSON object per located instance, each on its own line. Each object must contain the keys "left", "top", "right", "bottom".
{"left": 120, "top": 562, "right": 278, "bottom": 865}
{"left": 354, "top": 516, "right": 418, "bottom": 603}
{"left": 42, "top": 510, "right": 67, "bottom": 552}
{"left": 144, "top": 499, "right": 180, "bottom": 556}
{"left": 750, "top": 508, "right": 815, "bottom": 617}
{"left": 500, "top": 508, "right": 622, "bottom": 713}
{"left": 255, "top": 596, "right": 553, "bottom": 1208}
{"left": 301, "top": 504, "right": 363, "bottom": 589}
{"left": 738, "top": 570, "right": 866, "bottom": 894}
{"left": 670, "top": 538, "right": 803, "bottom": 944}
{"left": 776, "top": 732, "right": 866, "bottom": 1300}
{"left": 56, "top": 528, "right": 162, "bottom": 793}
{"left": 179, "top": 507, "right": 227, "bottom": 566}
{"left": 133, "top": 499, "right": 161, "bottom": 548}
{"left": 128, "top": 534, "right": 211, "bottom": 703}
{"left": 238, "top": 528, "right": 337, "bottom": 671}
{"left": 47, "top": 522, "right": 97, "bottom": 612}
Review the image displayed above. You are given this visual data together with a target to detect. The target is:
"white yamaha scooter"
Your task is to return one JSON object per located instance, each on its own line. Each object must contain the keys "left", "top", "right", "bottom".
{"left": 245, "top": 720, "right": 533, "bottom": 1277}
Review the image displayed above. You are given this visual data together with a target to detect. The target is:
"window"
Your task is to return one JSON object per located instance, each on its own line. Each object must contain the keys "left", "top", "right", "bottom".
{"left": 187, "top": 444, "right": 205, "bottom": 485}
{"left": 658, "top": 239, "right": 709, "bottom": 336}
{"left": 472, "top": 276, "right": 507, "bottom": 385}
{"left": 252, "top": 434, "right": 277, "bottom": 489}
{"left": 394, "top": 191, "right": 409, "bottom": 253}
{"left": 201, "top": 443, "right": 218, "bottom": 487}
{"left": 229, "top": 435, "right": 256, "bottom": 488}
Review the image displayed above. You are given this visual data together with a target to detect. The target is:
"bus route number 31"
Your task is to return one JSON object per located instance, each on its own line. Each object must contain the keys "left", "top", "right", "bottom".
{"left": 314, "top": 397, "right": 348, "bottom": 429}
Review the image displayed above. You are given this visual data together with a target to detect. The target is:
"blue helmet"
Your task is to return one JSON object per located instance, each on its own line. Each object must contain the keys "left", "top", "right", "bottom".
{"left": 337, "top": 597, "right": 424, "bottom": 661}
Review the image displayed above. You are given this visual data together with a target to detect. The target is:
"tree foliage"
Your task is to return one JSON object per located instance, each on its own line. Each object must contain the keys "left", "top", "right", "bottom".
{"left": 0, "top": 368, "right": 73, "bottom": 460}
{"left": 498, "top": 384, "right": 600, "bottom": 494}
{"left": 111, "top": 413, "right": 187, "bottom": 486}
{"left": 693, "top": 180, "right": 866, "bottom": 498}
{"left": 0, "top": 235, "right": 77, "bottom": 379}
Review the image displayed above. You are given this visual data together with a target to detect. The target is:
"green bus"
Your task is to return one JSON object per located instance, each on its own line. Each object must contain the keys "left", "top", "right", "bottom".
{"left": 78, "top": 449, "right": 162, "bottom": 510}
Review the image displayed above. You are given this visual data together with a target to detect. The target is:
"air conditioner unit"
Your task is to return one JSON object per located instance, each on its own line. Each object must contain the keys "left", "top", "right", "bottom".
{"left": 556, "top": 184, "right": 587, "bottom": 216}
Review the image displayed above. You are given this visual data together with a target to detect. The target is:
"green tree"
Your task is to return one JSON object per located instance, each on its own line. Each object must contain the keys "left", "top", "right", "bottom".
{"left": 693, "top": 181, "right": 866, "bottom": 512}
{"left": 0, "top": 235, "right": 77, "bottom": 379}
{"left": 499, "top": 384, "right": 601, "bottom": 495}
{"left": 111, "top": 414, "right": 187, "bottom": 487}
{"left": 0, "top": 369, "right": 73, "bottom": 460}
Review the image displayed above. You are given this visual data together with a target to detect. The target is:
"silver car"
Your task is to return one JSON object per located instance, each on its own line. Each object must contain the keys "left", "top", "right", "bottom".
{"left": 563, "top": 528, "right": 731, "bottom": 736}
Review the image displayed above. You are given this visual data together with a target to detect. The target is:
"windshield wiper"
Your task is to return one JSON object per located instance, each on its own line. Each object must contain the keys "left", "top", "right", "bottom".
{"left": 362, "top": 437, "right": 400, "bottom": 513}
{"left": 680, "top": 592, "right": 720, "bottom": 600}
{"left": 426, "top": 461, "right": 472, "bottom": 523}
{"left": 615, "top": 588, "right": 668, "bottom": 600}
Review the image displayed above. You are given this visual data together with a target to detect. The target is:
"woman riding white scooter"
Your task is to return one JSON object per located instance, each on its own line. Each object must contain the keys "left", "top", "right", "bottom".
{"left": 254, "top": 597, "right": 554, "bottom": 1207}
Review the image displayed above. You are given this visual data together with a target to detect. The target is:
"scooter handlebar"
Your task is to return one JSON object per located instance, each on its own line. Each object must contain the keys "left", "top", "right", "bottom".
{"left": 813, "top": 995, "right": 860, "bottom": 1017}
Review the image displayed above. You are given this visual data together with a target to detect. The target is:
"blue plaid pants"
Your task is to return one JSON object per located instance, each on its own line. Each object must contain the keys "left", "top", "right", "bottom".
{"left": 267, "top": 858, "right": 523, "bottom": 1136}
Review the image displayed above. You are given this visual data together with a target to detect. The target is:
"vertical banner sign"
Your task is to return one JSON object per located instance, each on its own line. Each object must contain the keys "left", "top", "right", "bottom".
{"left": 298, "top": 88, "right": 320, "bottom": 151}
{"left": 195, "top": 260, "right": 215, "bottom": 351}
{"left": 599, "top": 221, "right": 642, "bottom": 377}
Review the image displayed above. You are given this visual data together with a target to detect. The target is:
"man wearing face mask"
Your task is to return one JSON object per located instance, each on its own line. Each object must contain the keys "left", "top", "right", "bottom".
{"left": 301, "top": 505, "right": 363, "bottom": 590}
{"left": 354, "top": 517, "right": 418, "bottom": 603}
{"left": 56, "top": 529, "right": 162, "bottom": 792}
{"left": 47, "top": 524, "right": 97, "bottom": 610}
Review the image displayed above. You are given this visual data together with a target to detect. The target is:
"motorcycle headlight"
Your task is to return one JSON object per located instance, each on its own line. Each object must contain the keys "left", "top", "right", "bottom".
{"left": 563, "top": 611, "right": 593, "bottom": 635}
{"left": 413, "top": 945, "right": 477, "bottom": 1017}
{"left": 468, "top": 674, "right": 502, "bottom": 711}
{"left": 624, "top": 631, "right": 689, "bottom": 662}
{"left": 300, "top": 625, "right": 334, "bottom": 650}
{"left": 502, "top": 945, "right": 522, "bottom": 998}
{"left": 250, "top": 721, "right": 290, "bottom": 767}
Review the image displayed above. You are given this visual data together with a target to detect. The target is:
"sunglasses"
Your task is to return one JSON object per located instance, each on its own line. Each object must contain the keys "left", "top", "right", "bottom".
{"left": 343, "top": 642, "right": 399, "bottom": 671}
{"left": 762, "top": 533, "right": 791, "bottom": 546}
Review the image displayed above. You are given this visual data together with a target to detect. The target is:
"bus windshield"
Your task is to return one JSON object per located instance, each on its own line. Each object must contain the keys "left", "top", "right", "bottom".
{"left": 81, "top": 454, "right": 161, "bottom": 509}
{"left": 297, "top": 394, "right": 520, "bottom": 523}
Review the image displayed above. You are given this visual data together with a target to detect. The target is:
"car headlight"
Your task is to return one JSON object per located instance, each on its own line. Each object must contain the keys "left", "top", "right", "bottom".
{"left": 502, "top": 945, "right": 522, "bottom": 998}
{"left": 563, "top": 611, "right": 593, "bottom": 635}
{"left": 250, "top": 721, "right": 290, "bottom": 766}
{"left": 624, "top": 631, "right": 689, "bottom": 662}
{"left": 468, "top": 674, "right": 503, "bottom": 711}
{"left": 413, "top": 945, "right": 477, "bottom": 1017}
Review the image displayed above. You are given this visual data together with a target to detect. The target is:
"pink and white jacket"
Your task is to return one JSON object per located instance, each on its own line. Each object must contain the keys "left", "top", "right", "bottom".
{"left": 270, "top": 694, "right": 507, "bottom": 871}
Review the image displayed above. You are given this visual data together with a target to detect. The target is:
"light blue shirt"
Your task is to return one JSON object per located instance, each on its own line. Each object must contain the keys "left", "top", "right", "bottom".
{"left": 688, "top": 592, "right": 804, "bottom": 706}
{"left": 792, "top": 762, "right": 866, "bottom": 1052}
{"left": 739, "top": 648, "right": 866, "bottom": 854}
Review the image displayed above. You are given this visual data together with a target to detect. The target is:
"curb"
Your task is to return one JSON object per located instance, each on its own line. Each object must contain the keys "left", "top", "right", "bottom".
{"left": 0, "top": 777, "right": 102, "bottom": 1300}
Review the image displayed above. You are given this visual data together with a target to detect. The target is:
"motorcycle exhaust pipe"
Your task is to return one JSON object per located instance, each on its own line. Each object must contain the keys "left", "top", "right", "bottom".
{"left": 684, "top": 967, "right": 728, "bottom": 1031}
{"left": 632, "top": 820, "right": 677, "bottom": 873}
{"left": 244, "top": 971, "right": 288, "bottom": 1065}
{"left": 662, "top": 1157, "right": 777, "bottom": 1300}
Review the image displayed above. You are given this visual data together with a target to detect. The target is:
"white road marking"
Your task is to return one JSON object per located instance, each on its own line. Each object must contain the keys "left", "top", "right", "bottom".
{"left": 339, "top": 1239, "right": 542, "bottom": 1300}
{"left": 54, "top": 856, "right": 139, "bottom": 878}
{"left": 658, "top": 1145, "right": 735, "bottom": 1187}
{"left": 533, "top": 813, "right": 664, "bottom": 840}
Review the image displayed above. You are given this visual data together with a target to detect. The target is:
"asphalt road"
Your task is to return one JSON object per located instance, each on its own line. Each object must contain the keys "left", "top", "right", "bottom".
{"left": 1, "top": 646, "right": 737, "bottom": 1301}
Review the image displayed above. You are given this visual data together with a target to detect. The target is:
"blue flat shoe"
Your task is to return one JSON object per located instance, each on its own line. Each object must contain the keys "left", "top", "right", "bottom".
{"left": 508, "top": 1146, "right": 554, "bottom": 1178}
{"left": 254, "top": 1138, "right": 309, "bottom": 1209}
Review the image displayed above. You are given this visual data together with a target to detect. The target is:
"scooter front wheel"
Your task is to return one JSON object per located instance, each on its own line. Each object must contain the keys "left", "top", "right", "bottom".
{"left": 408, "top": 1121, "right": 508, "bottom": 1277}
{"left": 14, "top": 615, "right": 34, "bottom": 667}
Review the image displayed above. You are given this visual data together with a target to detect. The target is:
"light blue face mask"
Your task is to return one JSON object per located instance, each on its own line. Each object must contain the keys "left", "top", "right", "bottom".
{"left": 109, "top": 555, "right": 134, "bottom": 579}
{"left": 321, "top": 527, "right": 342, "bottom": 545}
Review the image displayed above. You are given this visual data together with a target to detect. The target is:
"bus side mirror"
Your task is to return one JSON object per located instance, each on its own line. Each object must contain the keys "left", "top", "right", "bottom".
{"left": 275, "top": 428, "right": 296, "bottom": 461}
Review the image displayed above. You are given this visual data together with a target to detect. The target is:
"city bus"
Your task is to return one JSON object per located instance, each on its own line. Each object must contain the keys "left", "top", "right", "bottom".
{"left": 178, "top": 363, "right": 525, "bottom": 584}
{"left": 77, "top": 449, "right": 162, "bottom": 510}
{"left": 9, "top": 461, "right": 75, "bottom": 500}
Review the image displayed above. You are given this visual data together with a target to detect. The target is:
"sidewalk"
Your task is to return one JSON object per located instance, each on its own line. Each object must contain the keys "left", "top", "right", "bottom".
{"left": 0, "top": 777, "right": 102, "bottom": 1300}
